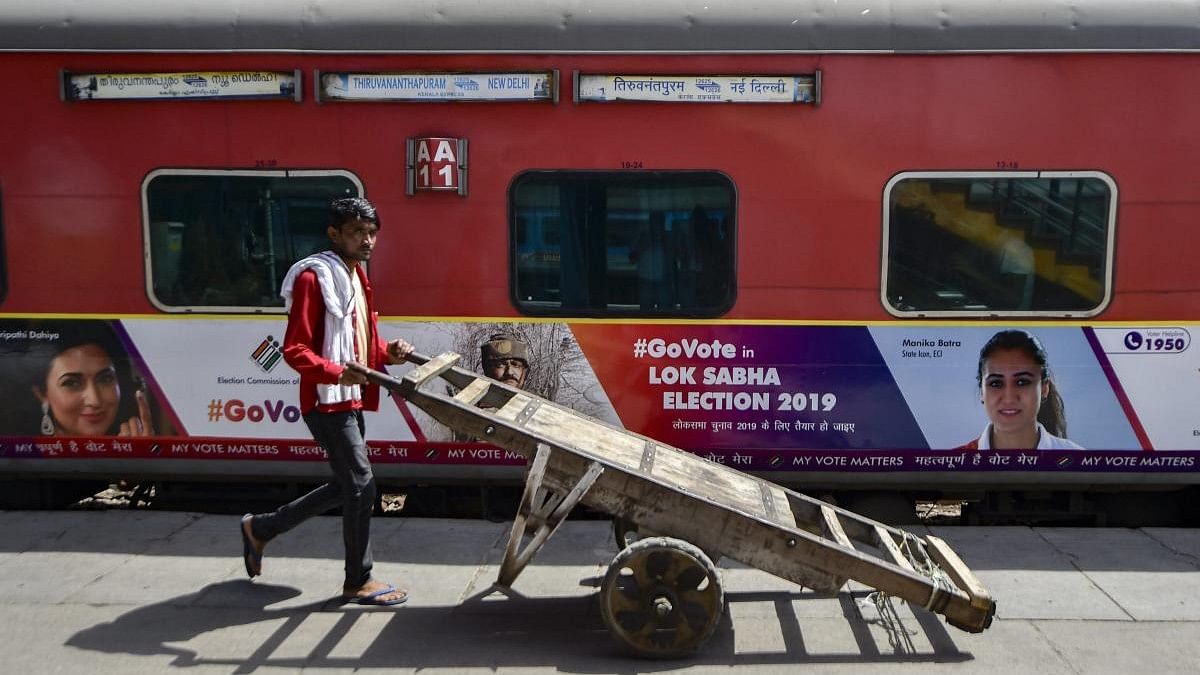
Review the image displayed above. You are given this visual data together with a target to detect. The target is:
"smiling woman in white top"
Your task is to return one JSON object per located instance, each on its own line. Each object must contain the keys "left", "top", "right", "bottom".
{"left": 957, "top": 330, "right": 1084, "bottom": 451}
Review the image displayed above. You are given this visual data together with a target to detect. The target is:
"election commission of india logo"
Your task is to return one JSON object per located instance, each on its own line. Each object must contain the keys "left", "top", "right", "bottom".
{"left": 251, "top": 335, "right": 283, "bottom": 372}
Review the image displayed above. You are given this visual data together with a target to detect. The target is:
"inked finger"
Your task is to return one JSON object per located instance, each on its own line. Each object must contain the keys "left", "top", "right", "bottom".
{"left": 136, "top": 390, "right": 155, "bottom": 435}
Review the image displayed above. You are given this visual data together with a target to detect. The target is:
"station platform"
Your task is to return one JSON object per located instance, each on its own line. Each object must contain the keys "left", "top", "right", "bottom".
{"left": 1, "top": 510, "right": 1198, "bottom": 674}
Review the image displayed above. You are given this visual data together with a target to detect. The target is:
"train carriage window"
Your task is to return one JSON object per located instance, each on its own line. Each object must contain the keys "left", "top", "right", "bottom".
{"left": 510, "top": 171, "right": 736, "bottom": 316}
{"left": 882, "top": 172, "right": 1116, "bottom": 317}
{"left": 143, "top": 170, "right": 362, "bottom": 312}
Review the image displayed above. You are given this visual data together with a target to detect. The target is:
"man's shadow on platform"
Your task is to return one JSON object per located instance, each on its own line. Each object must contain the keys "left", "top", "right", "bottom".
{"left": 66, "top": 580, "right": 973, "bottom": 672}
{"left": 65, "top": 580, "right": 314, "bottom": 668}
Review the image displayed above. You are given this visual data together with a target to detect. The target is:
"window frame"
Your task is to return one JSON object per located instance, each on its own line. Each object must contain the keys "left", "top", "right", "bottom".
{"left": 880, "top": 170, "right": 1118, "bottom": 319}
{"left": 508, "top": 169, "right": 738, "bottom": 318}
{"left": 140, "top": 168, "right": 364, "bottom": 314}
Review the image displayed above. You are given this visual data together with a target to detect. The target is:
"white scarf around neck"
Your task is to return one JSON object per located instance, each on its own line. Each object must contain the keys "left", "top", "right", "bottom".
{"left": 280, "top": 251, "right": 361, "bottom": 405}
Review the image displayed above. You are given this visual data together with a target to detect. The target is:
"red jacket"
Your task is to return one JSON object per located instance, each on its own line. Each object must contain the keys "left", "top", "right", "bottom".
{"left": 282, "top": 265, "right": 389, "bottom": 414}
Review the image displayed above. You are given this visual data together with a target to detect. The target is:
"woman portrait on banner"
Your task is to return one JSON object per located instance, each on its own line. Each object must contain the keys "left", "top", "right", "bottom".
{"left": 17, "top": 321, "right": 156, "bottom": 437}
{"left": 958, "top": 329, "right": 1084, "bottom": 451}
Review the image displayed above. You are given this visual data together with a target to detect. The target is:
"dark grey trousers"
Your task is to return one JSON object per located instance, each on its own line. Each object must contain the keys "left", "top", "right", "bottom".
{"left": 250, "top": 409, "right": 376, "bottom": 589}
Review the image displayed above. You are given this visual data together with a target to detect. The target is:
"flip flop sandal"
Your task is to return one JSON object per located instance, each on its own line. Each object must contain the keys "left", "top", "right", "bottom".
{"left": 346, "top": 585, "right": 408, "bottom": 606}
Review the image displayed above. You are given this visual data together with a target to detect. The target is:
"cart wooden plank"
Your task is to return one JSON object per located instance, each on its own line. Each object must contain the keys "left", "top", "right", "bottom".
{"left": 501, "top": 392, "right": 799, "bottom": 528}
{"left": 453, "top": 378, "right": 491, "bottom": 406}
{"left": 820, "top": 504, "right": 853, "bottom": 549}
{"left": 925, "top": 534, "right": 995, "bottom": 611}
{"left": 873, "top": 525, "right": 916, "bottom": 573}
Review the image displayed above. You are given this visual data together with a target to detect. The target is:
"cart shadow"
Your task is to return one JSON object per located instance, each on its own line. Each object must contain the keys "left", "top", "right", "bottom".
{"left": 710, "top": 589, "right": 974, "bottom": 667}
{"left": 66, "top": 580, "right": 973, "bottom": 672}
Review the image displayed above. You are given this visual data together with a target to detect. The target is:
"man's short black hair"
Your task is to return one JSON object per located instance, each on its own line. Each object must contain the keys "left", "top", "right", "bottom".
{"left": 330, "top": 197, "right": 380, "bottom": 230}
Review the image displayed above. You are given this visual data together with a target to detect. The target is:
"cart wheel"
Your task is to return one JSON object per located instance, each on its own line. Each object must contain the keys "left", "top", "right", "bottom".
{"left": 612, "top": 517, "right": 641, "bottom": 550}
{"left": 600, "top": 536, "right": 724, "bottom": 658}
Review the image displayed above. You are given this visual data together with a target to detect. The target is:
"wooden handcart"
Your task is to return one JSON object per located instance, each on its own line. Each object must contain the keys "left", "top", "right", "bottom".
{"left": 350, "top": 352, "right": 995, "bottom": 657}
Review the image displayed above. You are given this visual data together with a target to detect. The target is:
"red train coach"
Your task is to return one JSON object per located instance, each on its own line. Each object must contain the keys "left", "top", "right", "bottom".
{"left": 1, "top": 0, "right": 1198, "bottom": 522}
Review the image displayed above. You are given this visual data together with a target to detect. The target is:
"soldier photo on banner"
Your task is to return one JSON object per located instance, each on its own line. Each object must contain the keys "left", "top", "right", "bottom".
{"left": 414, "top": 322, "right": 616, "bottom": 443}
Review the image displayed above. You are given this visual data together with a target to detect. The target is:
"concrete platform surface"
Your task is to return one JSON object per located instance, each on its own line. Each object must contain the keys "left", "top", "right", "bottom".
{"left": 1, "top": 511, "right": 1198, "bottom": 674}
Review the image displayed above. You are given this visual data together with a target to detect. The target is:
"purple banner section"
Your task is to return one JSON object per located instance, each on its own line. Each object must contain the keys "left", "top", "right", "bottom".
{"left": 5, "top": 437, "right": 1197, "bottom": 474}
{"left": 694, "top": 448, "right": 1200, "bottom": 473}
{"left": 575, "top": 324, "right": 930, "bottom": 450}
{"left": 0, "top": 437, "right": 526, "bottom": 466}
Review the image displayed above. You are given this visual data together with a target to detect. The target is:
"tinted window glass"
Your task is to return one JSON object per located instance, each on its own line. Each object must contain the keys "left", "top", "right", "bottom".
{"left": 145, "top": 172, "right": 359, "bottom": 311}
{"left": 884, "top": 174, "right": 1114, "bottom": 316}
{"left": 511, "top": 172, "right": 735, "bottom": 316}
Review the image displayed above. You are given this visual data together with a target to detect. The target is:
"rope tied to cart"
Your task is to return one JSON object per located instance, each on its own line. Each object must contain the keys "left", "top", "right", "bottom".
{"left": 863, "top": 532, "right": 951, "bottom": 652}
{"left": 866, "top": 590, "right": 918, "bottom": 653}
{"left": 899, "top": 532, "right": 957, "bottom": 612}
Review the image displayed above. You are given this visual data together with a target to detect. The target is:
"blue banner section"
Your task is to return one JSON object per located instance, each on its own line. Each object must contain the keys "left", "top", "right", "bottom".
{"left": 870, "top": 326, "right": 1141, "bottom": 451}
